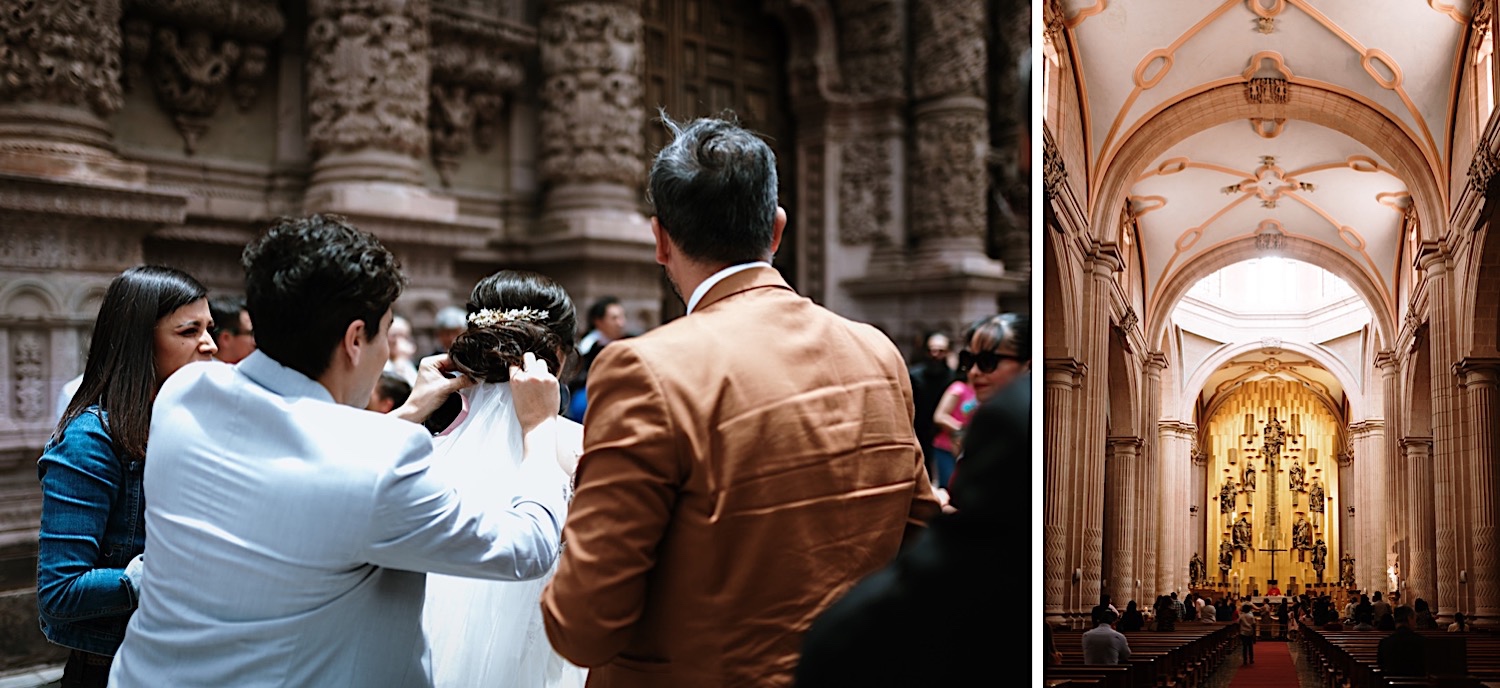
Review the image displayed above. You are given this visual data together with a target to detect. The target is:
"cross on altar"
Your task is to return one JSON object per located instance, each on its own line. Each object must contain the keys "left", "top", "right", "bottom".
{"left": 1261, "top": 541, "right": 1289, "bottom": 589}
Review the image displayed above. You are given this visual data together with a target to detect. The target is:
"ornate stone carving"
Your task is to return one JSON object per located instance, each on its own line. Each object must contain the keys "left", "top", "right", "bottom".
{"left": 0, "top": 223, "right": 146, "bottom": 272}
{"left": 0, "top": 0, "right": 124, "bottom": 116}
{"left": 838, "top": 139, "right": 893, "bottom": 245}
{"left": 802, "top": 143, "right": 827, "bottom": 303}
{"left": 1469, "top": 145, "right": 1498, "bottom": 192}
{"left": 1043, "top": 134, "right": 1067, "bottom": 201}
{"left": 428, "top": 6, "right": 531, "bottom": 184}
{"left": 1044, "top": 0, "right": 1066, "bottom": 46}
{"left": 1245, "top": 77, "right": 1288, "bottom": 104}
{"left": 539, "top": 1, "right": 644, "bottom": 188}
{"left": 12, "top": 331, "right": 46, "bottom": 422}
{"left": 911, "top": 111, "right": 987, "bottom": 240}
{"left": 120, "top": 0, "right": 285, "bottom": 153}
{"left": 306, "top": 0, "right": 431, "bottom": 160}
{"left": 1120, "top": 307, "right": 1138, "bottom": 334}
{"left": 912, "top": 0, "right": 985, "bottom": 101}
{"left": 834, "top": 0, "right": 904, "bottom": 100}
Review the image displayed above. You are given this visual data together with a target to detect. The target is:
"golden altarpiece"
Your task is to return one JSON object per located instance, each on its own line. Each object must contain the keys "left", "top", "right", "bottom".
{"left": 1200, "top": 378, "right": 1343, "bottom": 596}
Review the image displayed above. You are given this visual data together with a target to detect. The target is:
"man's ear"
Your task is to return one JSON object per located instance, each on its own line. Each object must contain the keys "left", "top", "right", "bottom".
{"left": 651, "top": 217, "right": 671, "bottom": 266}
{"left": 769, "top": 206, "right": 787, "bottom": 255}
{"left": 342, "top": 318, "right": 368, "bottom": 368}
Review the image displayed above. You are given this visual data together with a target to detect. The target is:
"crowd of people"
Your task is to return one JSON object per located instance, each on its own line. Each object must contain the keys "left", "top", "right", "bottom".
{"left": 34, "top": 116, "right": 1021, "bottom": 687}
{"left": 1064, "top": 586, "right": 1476, "bottom": 677}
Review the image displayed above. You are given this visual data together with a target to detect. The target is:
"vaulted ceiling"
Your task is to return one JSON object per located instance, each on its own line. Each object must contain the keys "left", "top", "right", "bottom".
{"left": 1063, "top": 0, "right": 1473, "bottom": 329}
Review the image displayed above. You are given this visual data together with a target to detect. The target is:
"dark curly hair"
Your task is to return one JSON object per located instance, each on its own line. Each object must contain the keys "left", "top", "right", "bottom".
{"left": 242, "top": 214, "right": 405, "bottom": 380}
{"left": 447, "top": 270, "right": 577, "bottom": 383}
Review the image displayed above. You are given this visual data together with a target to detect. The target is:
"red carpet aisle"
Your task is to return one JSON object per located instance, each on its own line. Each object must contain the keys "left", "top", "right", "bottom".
{"left": 1228, "top": 639, "right": 1299, "bottom": 688}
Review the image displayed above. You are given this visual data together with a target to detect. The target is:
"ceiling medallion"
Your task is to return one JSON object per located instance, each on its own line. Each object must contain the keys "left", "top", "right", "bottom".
{"left": 1221, "top": 156, "right": 1315, "bottom": 209}
{"left": 1256, "top": 17, "right": 1275, "bottom": 34}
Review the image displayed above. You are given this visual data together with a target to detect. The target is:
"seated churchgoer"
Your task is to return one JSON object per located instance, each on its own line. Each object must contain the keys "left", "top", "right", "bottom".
{"left": 1083, "top": 610, "right": 1131, "bottom": 665}
{"left": 1378, "top": 606, "right": 1426, "bottom": 677}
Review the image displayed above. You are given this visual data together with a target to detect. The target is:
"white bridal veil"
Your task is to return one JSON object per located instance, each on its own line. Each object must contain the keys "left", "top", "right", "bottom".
{"left": 422, "top": 382, "right": 586, "bottom": 688}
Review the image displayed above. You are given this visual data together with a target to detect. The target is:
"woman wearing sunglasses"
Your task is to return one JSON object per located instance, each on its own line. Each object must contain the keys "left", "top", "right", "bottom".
{"left": 932, "top": 313, "right": 1030, "bottom": 494}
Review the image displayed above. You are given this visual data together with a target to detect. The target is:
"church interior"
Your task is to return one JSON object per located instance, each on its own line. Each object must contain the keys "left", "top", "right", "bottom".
{"left": 1044, "top": 0, "right": 1500, "bottom": 634}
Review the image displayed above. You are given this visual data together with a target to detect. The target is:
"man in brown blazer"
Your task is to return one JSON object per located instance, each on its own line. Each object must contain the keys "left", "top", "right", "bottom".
{"left": 541, "top": 116, "right": 941, "bottom": 687}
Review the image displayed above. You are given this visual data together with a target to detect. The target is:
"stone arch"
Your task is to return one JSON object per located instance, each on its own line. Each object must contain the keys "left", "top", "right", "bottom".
{"left": 1146, "top": 236, "right": 1395, "bottom": 358}
{"left": 0, "top": 279, "right": 64, "bottom": 319}
{"left": 1106, "top": 325, "right": 1137, "bottom": 436}
{"left": 1093, "top": 82, "right": 1443, "bottom": 247}
{"left": 1043, "top": 230, "right": 1076, "bottom": 359}
{"left": 70, "top": 284, "right": 109, "bottom": 320}
{"left": 1406, "top": 325, "right": 1433, "bottom": 437}
{"left": 1461, "top": 211, "right": 1500, "bottom": 358}
{"left": 1177, "top": 339, "right": 1365, "bottom": 421}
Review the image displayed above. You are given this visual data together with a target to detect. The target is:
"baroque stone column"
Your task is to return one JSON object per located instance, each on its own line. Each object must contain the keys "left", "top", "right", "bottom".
{"left": 1402, "top": 437, "right": 1437, "bottom": 607}
{"left": 1044, "top": 357, "right": 1084, "bottom": 626}
{"left": 1420, "top": 244, "right": 1463, "bottom": 623}
{"left": 538, "top": 0, "right": 646, "bottom": 228}
{"left": 0, "top": 0, "right": 145, "bottom": 184}
{"left": 909, "top": 0, "right": 996, "bottom": 277}
{"left": 1158, "top": 421, "right": 1195, "bottom": 597}
{"left": 1377, "top": 352, "right": 1406, "bottom": 595}
{"left": 1139, "top": 352, "right": 1169, "bottom": 601}
{"left": 1456, "top": 358, "right": 1500, "bottom": 627}
{"left": 1350, "top": 421, "right": 1387, "bottom": 595}
{"left": 1104, "top": 436, "right": 1141, "bottom": 609}
{"left": 303, "top": 0, "right": 454, "bottom": 219}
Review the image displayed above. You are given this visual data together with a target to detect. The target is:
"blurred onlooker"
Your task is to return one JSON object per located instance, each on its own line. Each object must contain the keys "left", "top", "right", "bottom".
{"left": 366, "top": 372, "right": 413, "bottom": 414}
{"left": 908, "top": 331, "right": 956, "bottom": 482}
{"left": 383, "top": 315, "right": 418, "bottom": 384}
{"left": 209, "top": 295, "right": 256, "bottom": 364}
{"left": 433, "top": 306, "right": 467, "bottom": 354}
{"left": 1117, "top": 600, "right": 1145, "bottom": 632}
{"left": 1448, "top": 611, "right": 1468, "bottom": 632}
{"left": 567, "top": 296, "right": 630, "bottom": 421}
{"left": 1378, "top": 606, "right": 1425, "bottom": 677}
{"left": 1413, "top": 598, "right": 1438, "bottom": 630}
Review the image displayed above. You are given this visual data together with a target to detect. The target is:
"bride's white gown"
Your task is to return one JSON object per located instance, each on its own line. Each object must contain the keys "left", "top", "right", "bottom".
{"left": 422, "top": 383, "right": 587, "bottom": 688}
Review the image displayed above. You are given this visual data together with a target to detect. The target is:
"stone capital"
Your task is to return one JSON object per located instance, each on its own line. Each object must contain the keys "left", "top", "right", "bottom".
{"left": 1044, "top": 357, "right": 1086, "bottom": 387}
{"left": 1143, "top": 350, "right": 1170, "bottom": 373}
{"left": 1455, "top": 357, "right": 1500, "bottom": 386}
{"left": 1348, "top": 419, "right": 1385, "bottom": 437}
{"left": 1373, "top": 350, "right": 1398, "bottom": 371}
{"left": 1415, "top": 240, "right": 1449, "bottom": 274}
{"left": 1159, "top": 420, "right": 1197, "bottom": 439}
{"left": 1107, "top": 436, "right": 1144, "bottom": 454}
{"left": 1088, "top": 242, "right": 1125, "bottom": 275}
{"left": 1400, "top": 435, "right": 1434, "bottom": 452}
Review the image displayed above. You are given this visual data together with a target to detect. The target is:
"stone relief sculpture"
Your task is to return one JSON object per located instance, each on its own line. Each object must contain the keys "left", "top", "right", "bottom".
{"left": 1289, "top": 459, "right": 1305, "bottom": 491}
{"left": 1340, "top": 553, "right": 1356, "bottom": 587}
{"left": 307, "top": 0, "right": 432, "bottom": 161}
{"left": 1232, "top": 513, "right": 1253, "bottom": 559}
{"left": 1189, "top": 552, "right": 1204, "bottom": 588}
{"left": 1312, "top": 537, "right": 1327, "bottom": 582}
{"left": 1262, "top": 415, "right": 1286, "bottom": 464}
{"left": 539, "top": 1, "right": 645, "bottom": 188}
{"left": 1220, "top": 475, "right": 1236, "bottom": 515}
{"left": 1242, "top": 460, "right": 1257, "bottom": 492}
{"left": 1292, "top": 514, "right": 1312, "bottom": 558}
{"left": 1218, "top": 536, "right": 1234, "bottom": 580}
{"left": 1309, "top": 478, "right": 1326, "bottom": 514}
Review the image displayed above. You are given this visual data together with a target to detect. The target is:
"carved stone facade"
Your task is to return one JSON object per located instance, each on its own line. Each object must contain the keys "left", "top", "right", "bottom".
{"left": 538, "top": 1, "right": 644, "bottom": 190}
{"left": 0, "top": 0, "right": 1022, "bottom": 663}
{"left": 306, "top": 0, "right": 432, "bottom": 163}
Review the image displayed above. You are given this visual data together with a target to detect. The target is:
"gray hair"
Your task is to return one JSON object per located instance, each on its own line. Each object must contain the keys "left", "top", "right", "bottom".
{"left": 435, "top": 306, "right": 467, "bottom": 330}
{"left": 648, "top": 112, "right": 778, "bottom": 265}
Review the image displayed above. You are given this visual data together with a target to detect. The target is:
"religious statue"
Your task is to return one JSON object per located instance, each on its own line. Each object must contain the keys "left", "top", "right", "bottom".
{"left": 1189, "top": 552, "right": 1204, "bottom": 588}
{"left": 1309, "top": 478, "right": 1326, "bottom": 514}
{"left": 1289, "top": 460, "right": 1305, "bottom": 492}
{"left": 1292, "top": 514, "right": 1312, "bottom": 559}
{"left": 1263, "top": 415, "right": 1286, "bottom": 464}
{"left": 1218, "top": 537, "right": 1233, "bottom": 580}
{"left": 1232, "top": 514, "right": 1253, "bottom": 560}
{"left": 1341, "top": 553, "right": 1356, "bottom": 587}
{"left": 1220, "top": 476, "right": 1236, "bottom": 515}
{"left": 1242, "top": 461, "right": 1257, "bottom": 492}
{"left": 1311, "top": 537, "right": 1328, "bottom": 582}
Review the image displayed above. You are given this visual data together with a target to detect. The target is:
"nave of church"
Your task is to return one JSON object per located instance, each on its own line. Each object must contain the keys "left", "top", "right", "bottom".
{"left": 1043, "top": 0, "right": 1500, "bottom": 630}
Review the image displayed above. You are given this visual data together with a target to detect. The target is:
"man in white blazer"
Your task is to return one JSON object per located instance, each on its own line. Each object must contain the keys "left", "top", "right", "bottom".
{"left": 111, "top": 215, "right": 571, "bottom": 687}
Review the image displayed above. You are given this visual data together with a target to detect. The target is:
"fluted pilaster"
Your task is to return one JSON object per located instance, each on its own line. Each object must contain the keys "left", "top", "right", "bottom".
{"left": 1350, "top": 421, "right": 1387, "bottom": 594}
{"left": 1376, "top": 352, "right": 1405, "bottom": 597}
{"left": 1420, "top": 245, "right": 1462, "bottom": 622}
{"left": 1402, "top": 437, "right": 1437, "bottom": 606}
{"left": 1457, "top": 358, "right": 1500, "bottom": 627}
{"left": 1105, "top": 436, "right": 1142, "bottom": 608}
{"left": 1158, "top": 421, "right": 1196, "bottom": 597}
{"left": 1139, "top": 352, "right": 1168, "bottom": 602}
{"left": 1044, "top": 357, "right": 1084, "bottom": 625}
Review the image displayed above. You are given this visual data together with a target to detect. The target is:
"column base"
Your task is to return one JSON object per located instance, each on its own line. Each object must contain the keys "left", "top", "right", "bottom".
{"left": 303, "top": 182, "right": 459, "bottom": 224}
{"left": 0, "top": 104, "right": 147, "bottom": 187}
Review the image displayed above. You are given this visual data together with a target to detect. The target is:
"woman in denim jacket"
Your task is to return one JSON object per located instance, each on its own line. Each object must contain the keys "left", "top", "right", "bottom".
{"left": 39, "top": 266, "right": 216, "bottom": 687}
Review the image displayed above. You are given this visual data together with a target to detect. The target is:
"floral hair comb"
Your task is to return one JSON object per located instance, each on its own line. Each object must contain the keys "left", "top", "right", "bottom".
{"left": 468, "top": 307, "right": 549, "bottom": 328}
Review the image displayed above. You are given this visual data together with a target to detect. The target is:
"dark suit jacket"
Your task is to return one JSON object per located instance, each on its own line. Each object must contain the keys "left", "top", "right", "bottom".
{"left": 1378, "top": 626, "right": 1427, "bottom": 677}
{"left": 542, "top": 267, "right": 940, "bottom": 688}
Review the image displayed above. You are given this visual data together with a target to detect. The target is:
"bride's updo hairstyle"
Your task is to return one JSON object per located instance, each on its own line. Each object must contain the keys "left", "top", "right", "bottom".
{"left": 447, "top": 270, "right": 578, "bottom": 383}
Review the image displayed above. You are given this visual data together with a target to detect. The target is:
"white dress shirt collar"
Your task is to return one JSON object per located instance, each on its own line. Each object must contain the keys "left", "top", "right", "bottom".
{"left": 236, "top": 350, "right": 335, "bottom": 404}
{"left": 685, "top": 261, "right": 772, "bottom": 314}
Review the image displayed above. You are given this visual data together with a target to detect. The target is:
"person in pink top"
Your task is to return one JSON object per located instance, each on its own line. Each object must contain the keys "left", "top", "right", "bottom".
{"left": 931, "top": 380, "right": 977, "bottom": 490}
